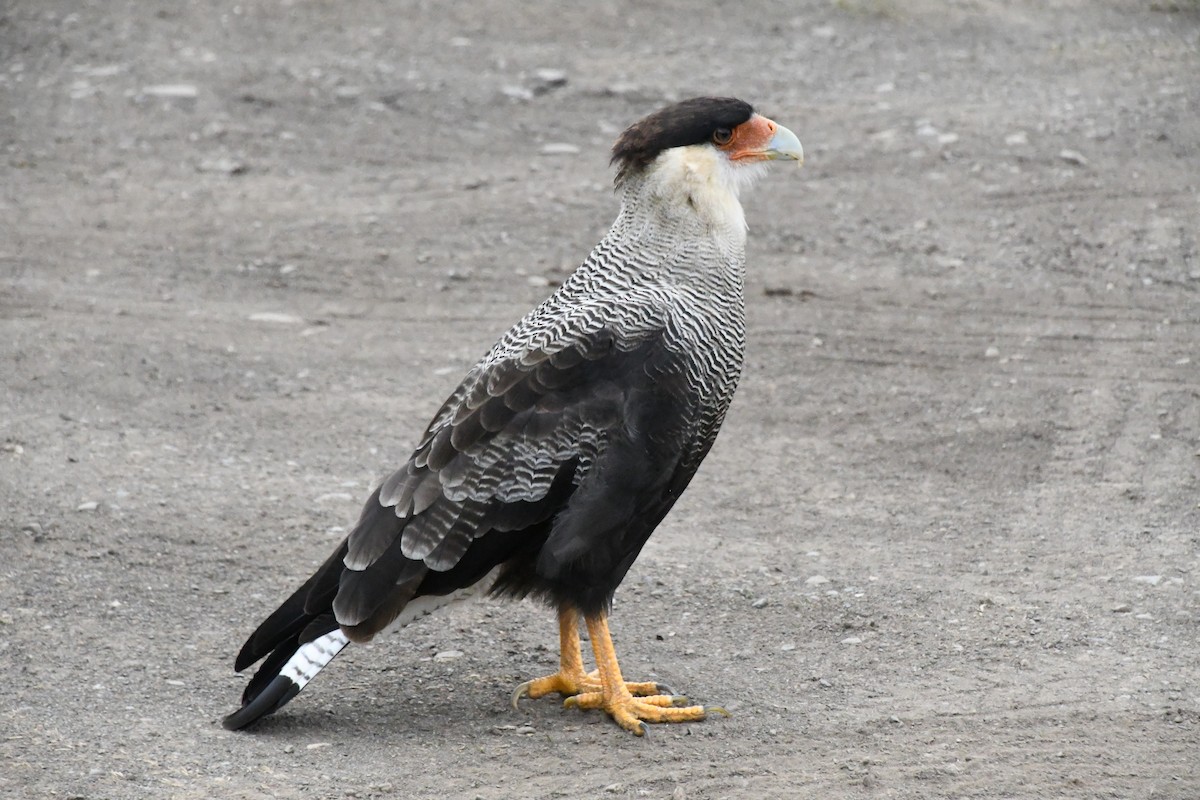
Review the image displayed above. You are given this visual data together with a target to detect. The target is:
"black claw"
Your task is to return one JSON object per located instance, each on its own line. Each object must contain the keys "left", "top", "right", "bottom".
{"left": 654, "top": 682, "right": 677, "bottom": 697}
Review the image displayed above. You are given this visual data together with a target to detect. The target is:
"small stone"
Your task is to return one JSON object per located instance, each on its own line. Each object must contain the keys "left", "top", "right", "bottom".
{"left": 604, "top": 784, "right": 622, "bottom": 793}
{"left": 840, "top": 636, "right": 862, "bottom": 645}
{"left": 433, "top": 650, "right": 463, "bottom": 661}
{"left": 780, "top": 642, "right": 796, "bottom": 652}
{"left": 501, "top": 85, "right": 534, "bottom": 101}
{"left": 1112, "top": 603, "right": 1133, "bottom": 613}
{"left": 1132, "top": 575, "right": 1162, "bottom": 586}
{"left": 984, "top": 346, "right": 1000, "bottom": 358}
{"left": 142, "top": 83, "right": 198, "bottom": 99}
{"left": 817, "top": 678, "right": 833, "bottom": 688}
{"left": 540, "top": 142, "right": 580, "bottom": 156}
{"left": 283, "top": 744, "right": 294, "bottom": 754}
{"left": 1004, "top": 131, "right": 1028, "bottom": 146}
{"left": 1059, "top": 149, "right": 1088, "bottom": 167}
{"left": 531, "top": 69, "right": 567, "bottom": 94}
{"left": 197, "top": 157, "right": 247, "bottom": 175}
{"left": 751, "top": 597, "right": 769, "bottom": 609}
{"left": 77, "top": 501, "right": 99, "bottom": 512}
{"left": 514, "top": 725, "right": 536, "bottom": 735}
{"left": 805, "top": 575, "right": 829, "bottom": 586}
{"left": 305, "top": 742, "right": 332, "bottom": 750}
{"left": 248, "top": 311, "right": 303, "bottom": 325}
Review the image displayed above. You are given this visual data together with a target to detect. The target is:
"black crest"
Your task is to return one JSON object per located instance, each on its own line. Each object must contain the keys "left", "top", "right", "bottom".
{"left": 611, "top": 96, "right": 754, "bottom": 185}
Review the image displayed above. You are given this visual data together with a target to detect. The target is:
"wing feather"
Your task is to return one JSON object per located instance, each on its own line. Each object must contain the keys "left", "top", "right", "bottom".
{"left": 335, "top": 316, "right": 686, "bottom": 633}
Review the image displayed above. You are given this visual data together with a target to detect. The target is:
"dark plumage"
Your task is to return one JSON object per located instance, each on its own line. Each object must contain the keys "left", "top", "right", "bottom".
{"left": 224, "top": 96, "right": 802, "bottom": 734}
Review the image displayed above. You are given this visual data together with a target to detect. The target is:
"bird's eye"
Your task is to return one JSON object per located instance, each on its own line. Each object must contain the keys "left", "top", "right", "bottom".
{"left": 712, "top": 127, "right": 733, "bottom": 146}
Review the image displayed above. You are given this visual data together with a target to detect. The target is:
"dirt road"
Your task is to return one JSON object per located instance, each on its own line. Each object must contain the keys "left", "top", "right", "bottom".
{"left": 2, "top": 1, "right": 1198, "bottom": 797}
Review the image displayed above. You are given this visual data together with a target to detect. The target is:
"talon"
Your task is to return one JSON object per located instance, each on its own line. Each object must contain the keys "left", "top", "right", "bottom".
{"left": 510, "top": 681, "right": 534, "bottom": 711}
{"left": 669, "top": 695, "right": 690, "bottom": 706}
{"left": 704, "top": 705, "right": 731, "bottom": 718}
{"left": 637, "top": 720, "right": 649, "bottom": 737}
{"left": 655, "top": 682, "right": 677, "bottom": 697}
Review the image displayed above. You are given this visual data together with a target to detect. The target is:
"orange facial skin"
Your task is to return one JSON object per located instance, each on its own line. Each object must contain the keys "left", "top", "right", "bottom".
{"left": 719, "top": 114, "right": 782, "bottom": 161}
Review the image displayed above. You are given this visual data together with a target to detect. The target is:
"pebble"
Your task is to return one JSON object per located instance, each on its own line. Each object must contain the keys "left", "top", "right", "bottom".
{"left": 433, "top": 650, "right": 463, "bottom": 661}
{"left": 1004, "top": 131, "right": 1029, "bottom": 146}
{"left": 805, "top": 575, "right": 829, "bottom": 586}
{"left": 501, "top": 85, "right": 533, "bottom": 101}
{"left": 1059, "top": 149, "right": 1088, "bottom": 167}
{"left": 248, "top": 311, "right": 303, "bottom": 325}
{"left": 197, "top": 157, "right": 247, "bottom": 175}
{"left": 985, "top": 346, "right": 1000, "bottom": 358}
{"left": 840, "top": 636, "right": 862, "bottom": 645}
{"left": 540, "top": 143, "right": 581, "bottom": 156}
{"left": 780, "top": 642, "right": 796, "bottom": 652}
{"left": 77, "top": 501, "right": 99, "bottom": 512}
{"left": 305, "top": 742, "right": 332, "bottom": 750}
{"left": 1132, "top": 575, "right": 1162, "bottom": 586}
{"left": 142, "top": 83, "right": 198, "bottom": 99}
{"left": 1112, "top": 603, "right": 1133, "bottom": 613}
{"left": 751, "top": 597, "right": 769, "bottom": 609}
{"left": 532, "top": 68, "right": 567, "bottom": 94}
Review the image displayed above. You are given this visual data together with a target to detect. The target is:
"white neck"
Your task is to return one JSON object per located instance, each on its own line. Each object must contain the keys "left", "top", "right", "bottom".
{"left": 612, "top": 144, "right": 762, "bottom": 280}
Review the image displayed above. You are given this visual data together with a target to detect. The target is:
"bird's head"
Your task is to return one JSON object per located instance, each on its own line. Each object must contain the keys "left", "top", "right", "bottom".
{"left": 611, "top": 97, "right": 803, "bottom": 194}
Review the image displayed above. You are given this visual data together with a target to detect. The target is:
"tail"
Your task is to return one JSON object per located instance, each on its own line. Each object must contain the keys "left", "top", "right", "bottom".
{"left": 222, "top": 510, "right": 509, "bottom": 730}
{"left": 222, "top": 628, "right": 350, "bottom": 730}
{"left": 222, "top": 543, "right": 351, "bottom": 731}
{"left": 224, "top": 480, "right": 543, "bottom": 730}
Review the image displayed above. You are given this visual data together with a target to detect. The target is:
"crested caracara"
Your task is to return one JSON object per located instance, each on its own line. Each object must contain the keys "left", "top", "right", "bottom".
{"left": 223, "top": 96, "right": 803, "bottom": 735}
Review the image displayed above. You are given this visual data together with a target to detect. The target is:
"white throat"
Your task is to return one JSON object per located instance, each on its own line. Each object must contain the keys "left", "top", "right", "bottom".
{"left": 619, "top": 144, "right": 766, "bottom": 261}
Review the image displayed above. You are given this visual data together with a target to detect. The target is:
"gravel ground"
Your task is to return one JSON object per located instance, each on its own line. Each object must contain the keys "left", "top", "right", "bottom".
{"left": 2, "top": 1, "right": 1198, "bottom": 798}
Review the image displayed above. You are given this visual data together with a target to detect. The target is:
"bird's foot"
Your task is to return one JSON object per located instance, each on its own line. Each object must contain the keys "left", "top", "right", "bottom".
{"left": 511, "top": 668, "right": 667, "bottom": 710}
{"left": 564, "top": 689, "right": 711, "bottom": 735}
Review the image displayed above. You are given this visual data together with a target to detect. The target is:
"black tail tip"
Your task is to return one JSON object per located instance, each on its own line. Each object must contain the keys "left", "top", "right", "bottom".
{"left": 222, "top": 675, "right": 302, "bottom": 731}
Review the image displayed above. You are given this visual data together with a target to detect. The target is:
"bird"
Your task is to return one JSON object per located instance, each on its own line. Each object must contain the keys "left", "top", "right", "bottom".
{"left": 223, "top": 96, "right": 803, "bottom": 736}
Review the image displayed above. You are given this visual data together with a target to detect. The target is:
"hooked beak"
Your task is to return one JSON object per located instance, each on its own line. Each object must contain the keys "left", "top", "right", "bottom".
{"left": 725, "top": 114, "right": 804, "bottom": 167}
{"left": 763, "top": 123, "right": 803, "bottom": 165}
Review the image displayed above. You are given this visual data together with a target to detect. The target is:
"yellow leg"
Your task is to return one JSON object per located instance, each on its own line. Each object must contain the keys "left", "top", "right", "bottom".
{"left": 564, "top": 611, "right": 708, "bottom": 736}
{"left": 511, "top": 607, "right": 668, "bottom": 709}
